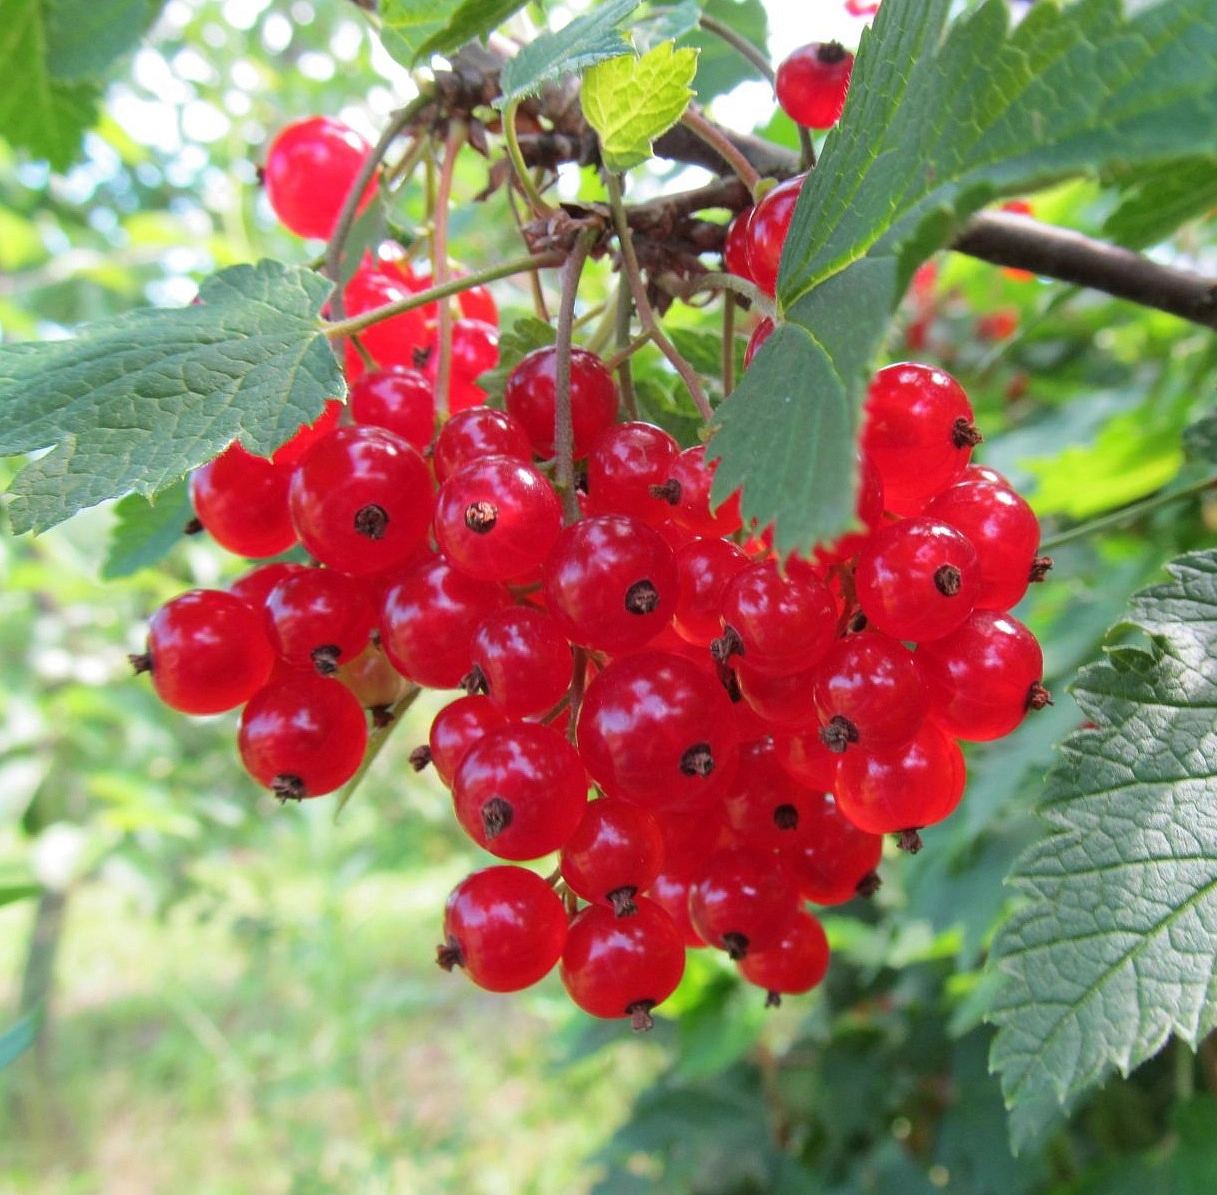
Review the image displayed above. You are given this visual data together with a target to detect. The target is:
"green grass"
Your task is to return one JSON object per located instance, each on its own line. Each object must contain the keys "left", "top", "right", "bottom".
{"left": 0, "top": 822, "right": 666, "bottom": 1194}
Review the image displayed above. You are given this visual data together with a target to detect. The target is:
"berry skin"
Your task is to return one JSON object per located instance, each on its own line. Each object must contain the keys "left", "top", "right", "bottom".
{"left": 779, "top": 793, "right": 883, "bottom": 905}
{"left": 288, "top": 426, "right": 434, "bottom": 575}
{"left": 238, "top": 672, "right": 368, "bottom": 800}
{"left": 466, "top": 605, "right": 572, "bottom": 717}
{"left": 263, "top": 568, "right": 375, "bottom": 676}
{"left": 560, "top": 799, "right": 665, "bottom": 915}
{"left": 737, "top": 909, "right": 831, "bottom": 1006}
{"left": 263, "top": 116, "right": 376, "bottom": 239}
{"left": 723, "top": 208, "right": 754, "bottom": 280}
{"left": 349, "top": 366, "right": 436, "bottom": 450}
{"left": 504, "top": 345, "right": 618, "bottom": 459}
{"left": 452, "top": 722, "right": 588, "bottom": 860}
{"left": 425, "top": 695, "right": 509, "bottom": 788}
{"left": 743, "top": 173, "right": 806, "bottom": 296}
{"left": 917, "top": 610, "right": 1048, "bottom": 741}
{"left": 671, "top": 537, "right": 750, "bottom": 646}
{"left": 862, "top": 363, "right": 980, "bottom": 514}
{"left": 543, "top": 515, "right": 678, "bottom": 653}
{"left": 438, "top": 866, "right": 568, "bottom": 993}
{"left": 657, "top": 445, "right": 743, "bottom": 538}
{"left": 776, "top": 42, "right": 855, "bottom": 130}
{"left": 560, "top": 898, "right": 686, "bottom": 1029}
{"left": 340, "top": 261, "right": 433, "bottom": 382}
{"left": 432, "top": 407, "right": 532, "bottom": 484}
{"left": 723, "top": 738, "right": 821, "bottom": 850}
{"left": 689, "top": 844, "right": 800, "bottom": 959}
{"left": 136, "top": 589, "right": 276, "bottom": 716}
{"left": 576, "top": 651, "right": 740, "bottom": 812}
{"left": 585, "top": 421, "right": 680, "bottom": 525}
{"left": 854, "top": 517, "right": 980, "bottom": 642}
{"left": 188, "top": 442, "right": 297, "bottom": 559}
{"left": 433, "top": 456, "right": 562, "bottom": 583}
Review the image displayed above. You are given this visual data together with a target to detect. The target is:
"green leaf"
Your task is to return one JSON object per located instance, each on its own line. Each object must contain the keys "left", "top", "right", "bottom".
{"left": 474, "top": 314, "right": 555, "bottom": 404}
{"left": 1103, "top": 157, "right": 1217, "bottom": 249}
{"left": 0, "top": 1008, "right": 41, "bottom": 1071}
{"left": 679, "top": 0, "right": 768, "bottom": 101}
{"left": 631, "top": 0, "right": 700, "bottom": 54}
{"left": 987, "top": 549, "right": 1217, "bottom": 1150}
{"left": 101, "top": 480, "right": 194, "bottom": 581}
{"left": 0, "top": 0, "right": 99, "bottom": 168}
{"left": 45, "top": 0, "right": 158, "bottom": 82}
{"left": 497, "top": 0, "right": 642, "bottom": 108}
{"left": 710, "top": 0, "right": 1217, "bottom": 557}
{"left": 1183, "top": 412, "right": 1217, "bottom": 464}
{"left": 0, "top": 261, "right": 342, "bottom": 535}
{"left": 0, "top": 882, "right": 40, "bottom": 907}
{"left": 582, "top": 42, "right": 698, "bottom": 173}
{"left": 379, "top": 0, "right": 530, "bottom": 65}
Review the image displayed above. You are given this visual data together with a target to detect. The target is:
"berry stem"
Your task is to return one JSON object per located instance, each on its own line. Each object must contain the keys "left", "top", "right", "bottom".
{"left": 603, "top": 172, "right": 713, "bottom": 421}
{"left": 431, "top": 122, "right": 465, "bottom": 420}
{"left": 324, "top": 251, "right": 565, "bottom": 340}
{"left": 722, "top": 297, "right": 736, "bottom": 396}
{"left": 502, "top": 98, "right": 555, "bottom": 219}
{"left": 332, "top": 683, "right": 423, "bottom": 821}
{"left": 614, "top": 281, "right": 639, "bottom": 419}
{"left": 680, "top": 107, "right": 761, "bottom": 196}
{"left": 659, "top": 270, "right": 775, "bottom": 319}
{"left": 555, "top": 227, "right": 600, "bottom": 525}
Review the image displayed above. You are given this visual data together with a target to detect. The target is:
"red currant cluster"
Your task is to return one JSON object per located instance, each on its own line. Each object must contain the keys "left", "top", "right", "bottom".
{"left": 132, "top": 111, "right": 1050, "bottom": 1030}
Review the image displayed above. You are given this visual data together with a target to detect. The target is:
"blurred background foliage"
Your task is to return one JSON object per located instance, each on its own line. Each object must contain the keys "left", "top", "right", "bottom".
{"left": 2, "top": 1, "right": 1217, "bottom": 1192}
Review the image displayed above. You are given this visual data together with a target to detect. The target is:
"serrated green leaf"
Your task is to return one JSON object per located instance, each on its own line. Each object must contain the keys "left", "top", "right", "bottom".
{"left": 1103, "top": 157, "right": 1217, "bottom": 249}
{"left": 45, "top": 0, "right": 157, "bottom": 82}
{"left": 681, "top": 0, "right": 768, "bottom": 101}
{"left": 102, "top": 480, "right": 194, "bottom": 581}
{"left": 0, "top": 1008, "right": 41, "bottom": 1071}
{"left": 710, "top": 0, "right": 1217, "bottom": 557}
{"left": 583, "top": 43, "right": 698, "bottom": 173}
{"left": 0, "top": 0, "right": 99, "bottom": 168}
{"left": 416, "top": 0, "right": 530, "bottom": 61}
{"left": 0, "top": 261, "right": 342, "bottom": 535}
{"left": 1183, "top": 412, "right": 1217, "bottom": 463}
{"left": 632, "top": 0, "right": 700, "bottom": 54}
{"left": 474, "top": 314, "right": 555, "bottom": 404}
{"left": 986, "top": 549, "right": 1217, "bottom": 1150}
{"left": 377, "top": 0, "right": 461, "bottom": 66}
{"left": 497, "top": 0, "right": 642, "bottom": 108}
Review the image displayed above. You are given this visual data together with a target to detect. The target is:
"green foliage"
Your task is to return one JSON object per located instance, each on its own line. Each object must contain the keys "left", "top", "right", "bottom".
{"left": 0, "top": 261, "right": 341, "bottom": 534}
{"left": 988, "top": 549, "right": 1217, "bottom": 1149}
{"left": 379, "top": 0, "right": 530, "bottom": 66}
{"left": 43, "top": 0, "right": 159, "bottom": 81}
{"left": 682, "top": 0, "right": 769, "bottom": 100}
{"left": 101, "top": 481, "right": 194, "bottom": 580}
{"left": 712, "top": 0, "right": 1217, "bottom": 556}
{"left": 0, "top": 1008, "right": 41, "bottom": 1071}
{"left": 497, "top": 0, "right": 642, "bottom": 107}
{"left": 1103, "top": 157, "right": 1217, "bottom": 249}
{"left": 582, "top": 42, "right": 698, "bottom": 173}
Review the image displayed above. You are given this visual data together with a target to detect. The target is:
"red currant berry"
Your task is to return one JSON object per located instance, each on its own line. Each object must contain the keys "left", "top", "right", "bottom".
{"left": 340, "top": 260, "right": 432, "bottom": 381}
{"left": 426, "top": 318, "right": 499, "bottom": 412}
{"left": 688, "top": 844, "right": 800, "bottom": 959}
{"left": 264, "top": 568, "right": 375, "bottom": 676}
{"left": 289, "top": 426, "right": 434, "bottom": 575}
{"left": 854, "top": 517, "right": 980, "bottom": 642}
{"left": 505, "top": 345, "right": 618, "bottom": 459}
{"left": 238, "top": 672, "right": 368, "bottom": 799}
{"left": 577, "top": 651, "right": 740, "bottom": 811}
{"left": 263, "top": 116, "right": 376, "bottom": 239}
{"left": 543, "top": 515, "right": 678, "bottom": 653}
{"left": 655, "top": 445, "right": 743, "bottom": 537}
{"left": 779, "top": 793, "right": 883, "bottom": 905}
{"left": 560, "top": 799, "right": 665, "bottom": 915}
{"left": 452, "top": 722, "right": 588, "bottom": 860}
{"left": 560, "top": 898, "right": 686, "bottom": 1029}
{"left": 724, "top": 208, "right": 754, "bottom": 280}
{"left": 135, "top": 589, "right": 276, "bottom": 715}
{"left": 862, "top": 363, "right": 980, "bottom": 514}
{"left": 189, "top": 443, "right": 297, "bottom": 559}
{"left": 744, "top": 173, "right": 806, "bottom": 296}
{"left": 917, "top": 610, "right": 1048, "bottom": 741}
{"left": 644, "top": 872, "right": 707, "bottom": 948}
{"left": 772, "top": 726, "right": 840, "bottom": 790}
{"left": 734, "top": 662, "right": 820, "bottom": 730}
{"left": 434, "top": 456, "right": 562, "bottom": 583}
{"left": 268, "top": 399, "right": 343, "bottom": 468}
{"left": 744, "top": 317, "right": 775, "bottom": 369}
{"left": 349, "top": 366, "right": 436, "bottom": 450}
{"left": 433, "top": 407, "right": 532, "bottom": 484}
{"left": 723, "top": 738, "right": 821, "bottom": 849}
{"left": 776, "top": 43, "right": 854, "bottom": 130}
{"left": 438, "top": 866, "right": 567, "bottom": 992}
{"left": 671, "top": 537, "right": 750, "bottom": 646}
{"left": 585, "top": 421, "right": 680, "bottom": 525}
{"left": 425, "top": 695, "right": 509, "bottom": 787}
{"left": 466, "top": 606, "right": 572, "bottom": 718}
{"left": 737, "top": 909, "right": 831, "bottom": 1006}
{"left": 228, "top": 562, "right": 309, "bottom": 612}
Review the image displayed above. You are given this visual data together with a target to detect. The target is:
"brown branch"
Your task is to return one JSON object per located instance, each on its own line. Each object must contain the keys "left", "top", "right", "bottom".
{"left": 951, "top": 210, "right": 1217, "bottom": 329}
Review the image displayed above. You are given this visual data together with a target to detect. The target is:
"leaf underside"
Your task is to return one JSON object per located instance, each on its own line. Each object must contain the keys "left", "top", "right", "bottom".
{"left": 0, "top": 261, "right": 342, "bottom": 535}
{"left": 986, "top": 549, "right": 1217, "bottom": 1150}
{"left": 710, "top": 0, "right": 1217, "bottom": 557}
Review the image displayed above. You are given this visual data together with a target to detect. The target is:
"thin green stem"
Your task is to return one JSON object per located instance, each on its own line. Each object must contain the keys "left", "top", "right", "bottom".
{"left": 604, "top": 329, "right": 655, "bottom": 373}
{"left": 432, "top": 123, "right": 464, "bottom": 419}
{"left": 722, "top": 297, "right": 736, "bottom": 396}
{"left": 664, "top": 268, "right": 775, "bottom": 315}
{"left": 555, "top": 228, "right": 599, "bottom": 524}
{"left": 503, "top": 98, "right": 554, "bottom": 217}
{"left": 680, "top": 107, "right": 761, "bottom": 195}
{"left": 604, "top": 173, "right": 712, "bottom": 421}
{"left": 333, "top": 685, "right": 424, "bottom": 821}
{"left": 614, "top": 280, "right": 638, "bottom": 419}
{"left": 698, "top": 13, "right": 774, "bottom": 84}
{"left": 1038, "top": 473, "right": 1217, "bottom": 551}
{"left": 324, "top": 251, "right": 565, "bottom": 339}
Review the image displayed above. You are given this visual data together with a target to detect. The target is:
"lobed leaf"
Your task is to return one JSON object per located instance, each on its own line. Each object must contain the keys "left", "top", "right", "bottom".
{"left": 986, "top": 549, "right": 1217, "bottom": 1149}
{"left": 497, "top": 0, "right": 642, "bottom": 108}
{"left": 44, "top": 0, "right": 159, "bottom": 82}
{"left": 710, "top": 0, "right": 1217, "bottom": 557}
{"left": 0, "top": 260, "right": 343, "bottom": 535}
{"left": 101, "top": 480, "right": 195, "bottom": 581}
{"left": 582, "top": 41, "right": 698, "bottom": 173}
{"left": 379, "top": 0, "right": 529, "bottom": 65}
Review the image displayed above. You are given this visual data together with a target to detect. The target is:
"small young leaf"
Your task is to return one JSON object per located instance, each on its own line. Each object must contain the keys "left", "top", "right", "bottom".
{"left": 497, "top": 0, "right": 642, "bottom": 108}
{"left": 102, "top": 480, "right": 195, "bottom": 581}
{"left": 632, "top": 0, "right": 701, "bottom": 54}
{"left": 1103, "top": 157, "right": 1217, "bottom": 250}
{"left": 475, "top": 314, "right": 555, "bottom": 405}
{"left": 415, "top": 0, "right": 531, "bottom": 61}
{"left": 0, "top": 260, "right": 342, "bottom": 535}
{"left": 45, "top": 0, "right": 159, "bottom": 82}
{"left": 986, "top": 549, "right": 1217, "bottom": 1149}
{"left": 377, "top": 0, "right": 463, "bottom": 66}
{"left": 582, "top": 42, "right": 698, "bottom": 173}
{"left": 711, "top": 0, "right": 1217, "bottom": 557}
